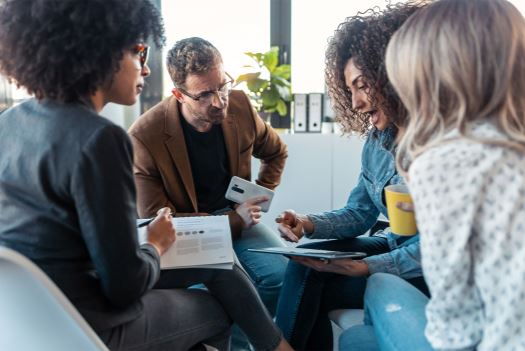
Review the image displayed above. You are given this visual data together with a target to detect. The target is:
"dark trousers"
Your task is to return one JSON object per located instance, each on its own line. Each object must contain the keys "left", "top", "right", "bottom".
{"left": 100, "top": 264, "right": 281, "bottom": 351}
{"left": 275, "top": 237, "right": 429, "bottom": 351}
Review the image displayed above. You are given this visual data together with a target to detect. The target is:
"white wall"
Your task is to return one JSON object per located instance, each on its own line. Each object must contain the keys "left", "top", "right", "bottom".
{"left": 253, "top": 133, "right": 364, "bottom": 228}
{"left": 99, "top": 102, "right": 141, "bottom": 130}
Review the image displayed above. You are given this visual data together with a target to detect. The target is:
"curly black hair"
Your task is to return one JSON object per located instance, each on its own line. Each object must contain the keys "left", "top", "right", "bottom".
{"left": 0, "top": 0, "right": 165, "bottom": 103}
{"left": 325, "top": 1, "right": 426, "bottom": 136}
{"left": 166, "top": 37, "right": 222, "bottom": 87}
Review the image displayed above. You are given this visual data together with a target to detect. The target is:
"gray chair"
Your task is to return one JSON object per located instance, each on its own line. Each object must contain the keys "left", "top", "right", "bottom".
{"left": 0, "top": 246, "right": 108, "bottom": 351}
{"left": 329, "top": 309, "right": 365, "bottom": 350}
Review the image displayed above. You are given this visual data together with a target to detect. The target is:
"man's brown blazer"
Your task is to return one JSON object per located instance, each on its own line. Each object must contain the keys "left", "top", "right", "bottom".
{"left": 128, "top": 90, "right": 288, "bottom": 237}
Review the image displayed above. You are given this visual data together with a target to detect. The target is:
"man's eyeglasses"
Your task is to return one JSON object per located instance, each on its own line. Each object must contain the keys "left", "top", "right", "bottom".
{"left": 177, "top": 73, "right": 234, "bottom": 104}
{"left": 133, "top": 43, "right": 150, "bottom": 69}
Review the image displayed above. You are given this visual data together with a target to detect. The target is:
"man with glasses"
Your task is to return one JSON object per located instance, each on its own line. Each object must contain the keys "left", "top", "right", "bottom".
{"left": 128, "top": 37, "right": 288, "bottom": 333}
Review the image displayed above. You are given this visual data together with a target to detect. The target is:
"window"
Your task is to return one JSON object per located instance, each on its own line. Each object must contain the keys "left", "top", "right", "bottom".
{"left": 0, "top": 75, "right": 13, "bottom": 112}
{"left": 161, "top": 0, "right": 270, "bottom": 97}
{"left": 291, "top": 0, "right": 406, "bottom": 94}
{"left": 509, "top": 0, "right": 525, "bottom": 14}
{"left": 0, "top": 75, "right": 32, "bottom": 113}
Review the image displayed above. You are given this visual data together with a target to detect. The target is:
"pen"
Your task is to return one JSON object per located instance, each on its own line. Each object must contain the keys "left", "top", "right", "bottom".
{"left": 137, "top": 212, "right": 176, "bottom": 228}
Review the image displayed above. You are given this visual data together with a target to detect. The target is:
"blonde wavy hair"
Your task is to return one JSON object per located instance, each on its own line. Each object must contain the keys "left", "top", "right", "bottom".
{"left": 386, "top": 0, "right": 525, "bottom": 173}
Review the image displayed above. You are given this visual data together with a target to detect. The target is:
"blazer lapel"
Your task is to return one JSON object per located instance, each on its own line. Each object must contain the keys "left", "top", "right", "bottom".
{"left": 164, "top": 98, "right": 198, "bottom": 212}
{"left": 222, "top": 111, "right": 239, "bottom": 176}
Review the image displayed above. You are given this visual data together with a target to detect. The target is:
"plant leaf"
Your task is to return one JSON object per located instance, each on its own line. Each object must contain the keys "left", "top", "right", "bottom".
{"left": 263, "top": 47, "right": 279, "bottom": 72}
{"left": 236, "top": 72, "right": 261, "bottom": 84}
{"left": 262, "top": 86, "right": 280, "bottom": 108}
{"left": 272, "top": 75, "right": 291, "bottom": 88}
{"left": 246, "top": 52, "right": 264, "bottom": 66}
{"left": 276, "top": 100, "right": 288, "bottom": 116}
{"left": 247, "top": 78, "right": 268, "bottom": 93}
{"left": 274, "top": 84, "right": 292, "bottom": 101}
{"left": 273, "top": 64, "right": 291, "bottom": 79}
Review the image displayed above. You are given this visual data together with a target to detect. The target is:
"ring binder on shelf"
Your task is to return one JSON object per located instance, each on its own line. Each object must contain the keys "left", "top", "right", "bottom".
{"left": 293, "top": 94, "right": 308, "bottom": 132}
{"left": 308, "top": 93, "right": 323, "bottom": 132}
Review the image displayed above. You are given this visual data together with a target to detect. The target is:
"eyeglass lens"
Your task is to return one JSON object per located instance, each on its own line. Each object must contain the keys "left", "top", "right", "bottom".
{"left": 199, "top": 81, "right": 232, "bottom": 103}
{"left": 139, "top": 47, "right": 149, "bottom": 68}
{"left": 134, "top": 44, "right": 149, "bottom": 68}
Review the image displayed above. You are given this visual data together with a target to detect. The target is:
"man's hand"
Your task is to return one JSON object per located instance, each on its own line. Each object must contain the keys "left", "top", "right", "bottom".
{"left": 291, "top": 256, "right": 370, "bottom": 277}
{"left": 146, "top": 207, "right": 176, "bottom": 256}
{"left": 275, "top": 210, "right": 305, "bottom": 243}
{"left": 235, "top": 196, "right": 268, "bottom": 229}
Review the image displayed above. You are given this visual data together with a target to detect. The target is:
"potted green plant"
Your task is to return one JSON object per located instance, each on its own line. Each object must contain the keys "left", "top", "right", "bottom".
{"left": 236, "top": 47, "right": 292, "bottom": 119}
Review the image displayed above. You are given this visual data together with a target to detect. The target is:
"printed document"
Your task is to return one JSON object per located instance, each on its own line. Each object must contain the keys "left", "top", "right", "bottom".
{"left": 137, "top": 215, "right": 233, "bottom": 270}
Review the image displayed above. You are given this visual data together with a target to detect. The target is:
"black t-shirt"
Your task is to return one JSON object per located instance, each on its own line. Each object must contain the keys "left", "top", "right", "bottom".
{"left": 180, "top": 116, "right": 231, "bottom": 213}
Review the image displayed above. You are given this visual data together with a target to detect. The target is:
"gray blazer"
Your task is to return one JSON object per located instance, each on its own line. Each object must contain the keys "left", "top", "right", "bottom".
{"left": 0, "top": 99, "right": 160, "bottom": 333}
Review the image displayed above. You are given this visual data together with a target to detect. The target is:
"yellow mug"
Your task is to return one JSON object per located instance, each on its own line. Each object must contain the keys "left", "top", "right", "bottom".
{"left": 384, "top": 184, "right": 417, "bottom": 236}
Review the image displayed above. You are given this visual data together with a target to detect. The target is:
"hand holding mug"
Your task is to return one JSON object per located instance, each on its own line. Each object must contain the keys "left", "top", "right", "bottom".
{"left": 385, "top": 184, "right": 417, "bottom": 236}
{"left": 396, "top": 201, "right": 415, "bottom": 212}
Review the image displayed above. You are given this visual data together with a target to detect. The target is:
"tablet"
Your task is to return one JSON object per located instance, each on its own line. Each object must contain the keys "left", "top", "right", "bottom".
{"left": 247, "top": 247, "right": 366, "bottom": 260}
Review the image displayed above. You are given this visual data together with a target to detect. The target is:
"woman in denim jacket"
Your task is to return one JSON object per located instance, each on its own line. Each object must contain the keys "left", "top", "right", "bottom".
{"left": 274, "top": 3, "right": 428, "bottom": 349}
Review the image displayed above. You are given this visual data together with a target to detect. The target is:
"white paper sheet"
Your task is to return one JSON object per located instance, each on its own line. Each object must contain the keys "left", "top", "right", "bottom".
{"left": 137, "top": 215, "right": 233, "bottom": 270}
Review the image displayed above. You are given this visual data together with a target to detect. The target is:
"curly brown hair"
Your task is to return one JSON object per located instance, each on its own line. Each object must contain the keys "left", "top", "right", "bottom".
{"left": 325, "top": 1, "right": 426, "bottom": 136}
{"left": 0, "top": 0, "right": 165, "bottom": 103}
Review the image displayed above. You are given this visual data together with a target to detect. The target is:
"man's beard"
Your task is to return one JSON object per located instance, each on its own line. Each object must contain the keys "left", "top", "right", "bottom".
{"left": 205, "top": 106, "right": 227, "bottom": 124}
{"left": 185, "top": 101, "right": 228, "bottom": 127}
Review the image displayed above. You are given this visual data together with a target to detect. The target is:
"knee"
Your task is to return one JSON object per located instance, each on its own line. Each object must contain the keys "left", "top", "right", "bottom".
{"left": 228, "top": 262, "right": 282, "bottom": 290}
{"left": 253, "top": 264, "right": 285, "bottom": 289}
{"left": 238, "top": 256, "right": 287, "bottom": 288}
{"left": 364, "top": 273, "right": 417, "bottom": 321}
{"left": 364, "top": 273, "right": 400, "bottom": 312}
{"left": 366, "top": 273, "right": 399, "bottom": 293}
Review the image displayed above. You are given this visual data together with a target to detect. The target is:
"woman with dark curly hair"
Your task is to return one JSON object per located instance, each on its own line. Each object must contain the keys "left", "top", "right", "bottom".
{"left": 274, "top": 2, "right": 428, "bottom": 349}
{"left": 0, "top": 1, "right": 293, "bottom": 350}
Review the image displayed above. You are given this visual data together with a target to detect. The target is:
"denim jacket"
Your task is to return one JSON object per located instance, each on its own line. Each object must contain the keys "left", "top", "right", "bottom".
{"left": 307, "top": 127, "right": 422, "bottom": 279}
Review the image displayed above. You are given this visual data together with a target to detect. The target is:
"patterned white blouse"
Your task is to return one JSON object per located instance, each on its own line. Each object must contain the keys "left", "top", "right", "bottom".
{"left": 409, "top": 122, "right": 525, "bottom": 350}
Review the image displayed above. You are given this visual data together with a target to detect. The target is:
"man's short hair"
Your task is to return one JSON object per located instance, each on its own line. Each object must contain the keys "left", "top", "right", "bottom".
{"left": 166, "top": 37, "right": 222, "bottom": 88}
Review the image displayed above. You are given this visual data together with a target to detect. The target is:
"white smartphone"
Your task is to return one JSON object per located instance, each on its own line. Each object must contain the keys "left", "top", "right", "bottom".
{"left": 224, "top": 176, "right": 274, "bottom": 212}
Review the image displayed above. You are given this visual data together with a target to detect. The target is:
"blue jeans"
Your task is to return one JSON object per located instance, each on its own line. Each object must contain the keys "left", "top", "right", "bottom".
{"left": 232, "top": 222, "right": 287, "bottom": 350}
{"left": 340, "top": 273, "right": 433, "bottom": 351}
{"left": 275, "top": 237, "right": 390, "bottom": 350}
{"left": 233, "top": 222, "right": 287, "bottom": 315}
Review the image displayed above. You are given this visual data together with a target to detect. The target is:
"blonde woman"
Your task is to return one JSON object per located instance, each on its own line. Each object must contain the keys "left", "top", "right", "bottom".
{"left": 342, "top": 0, "right": 525, "bottom": 350}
